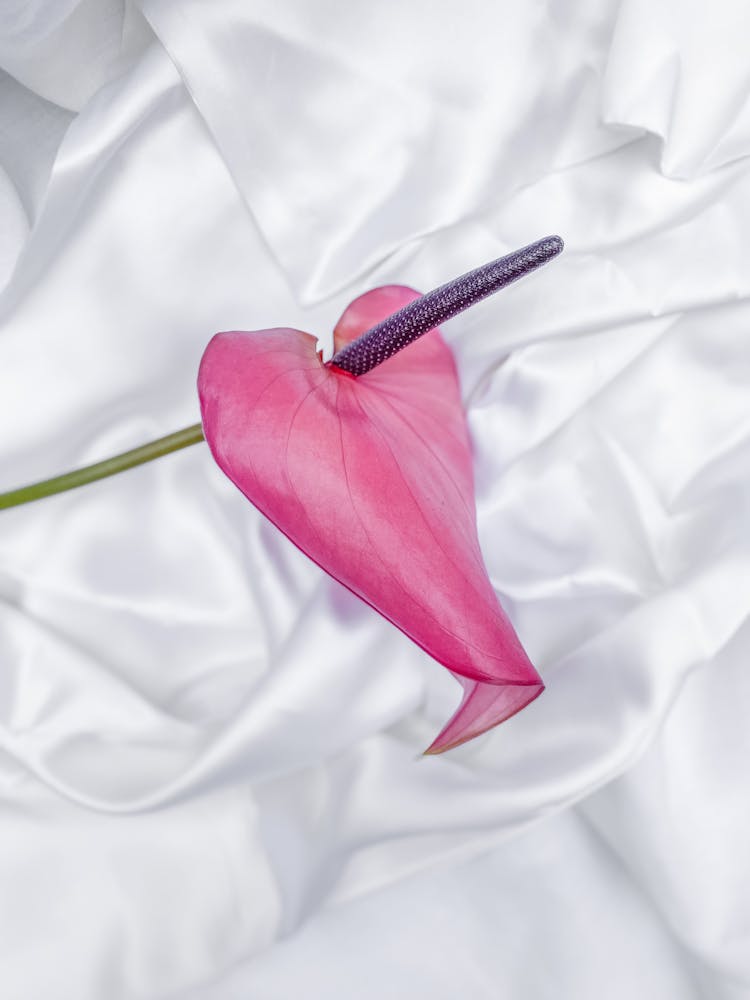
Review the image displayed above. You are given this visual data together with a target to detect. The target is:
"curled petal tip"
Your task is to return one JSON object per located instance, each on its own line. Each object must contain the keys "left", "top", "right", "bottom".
{"left": 423, "top": 679, "right": 545, "bottom": 756}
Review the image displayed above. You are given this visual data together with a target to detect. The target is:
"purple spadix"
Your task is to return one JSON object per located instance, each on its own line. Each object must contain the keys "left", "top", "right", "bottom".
{"left": 329, "top": 235, "right": 563, "bottom": 377}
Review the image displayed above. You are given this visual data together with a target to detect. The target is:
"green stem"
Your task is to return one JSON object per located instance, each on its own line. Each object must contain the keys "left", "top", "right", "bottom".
{"left": 0, "top": 423, "right": 205, "bottom": 510}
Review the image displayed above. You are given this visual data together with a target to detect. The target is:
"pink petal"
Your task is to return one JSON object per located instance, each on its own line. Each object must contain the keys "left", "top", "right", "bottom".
{"left": 198, "top": 287, "right": 543, "bottom": 753}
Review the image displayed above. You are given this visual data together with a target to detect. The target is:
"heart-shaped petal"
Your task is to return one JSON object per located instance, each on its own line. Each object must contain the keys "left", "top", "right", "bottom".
{"left": 198, "top": 287, "right": 543, "bottom": 752}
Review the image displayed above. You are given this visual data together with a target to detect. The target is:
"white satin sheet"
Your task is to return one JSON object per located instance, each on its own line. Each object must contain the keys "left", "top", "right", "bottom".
{"left": 1, "top": 1, "right": 749, "bottom": 997}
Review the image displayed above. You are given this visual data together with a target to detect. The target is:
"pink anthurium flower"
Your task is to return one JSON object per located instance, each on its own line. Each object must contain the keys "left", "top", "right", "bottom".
{"left": 198, "top": 237, "right": 562, "bottom": 753}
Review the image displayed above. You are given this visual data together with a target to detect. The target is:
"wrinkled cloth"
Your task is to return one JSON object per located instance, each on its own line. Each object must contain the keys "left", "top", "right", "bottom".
{"left": 1, "top": 1, "right": 749, "bottom": 998}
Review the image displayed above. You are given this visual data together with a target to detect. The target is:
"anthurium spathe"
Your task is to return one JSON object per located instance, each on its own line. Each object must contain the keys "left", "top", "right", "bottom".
{"left": 198, "top": 237, "right": 562, "bottom": 753}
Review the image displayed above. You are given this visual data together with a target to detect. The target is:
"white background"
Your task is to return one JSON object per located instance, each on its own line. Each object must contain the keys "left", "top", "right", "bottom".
{"left": 1, "top": 1, "right": 749, "bottom": 997}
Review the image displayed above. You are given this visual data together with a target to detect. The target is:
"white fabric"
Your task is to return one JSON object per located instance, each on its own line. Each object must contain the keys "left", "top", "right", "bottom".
{"left": 0, "top": 1, "right": 749, "bottom": 996}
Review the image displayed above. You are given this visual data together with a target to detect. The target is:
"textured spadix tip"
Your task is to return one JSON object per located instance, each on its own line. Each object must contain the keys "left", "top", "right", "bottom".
{"left": 546, "top": 235, "right": 564, "bottom": 257}
{"left": 329, "top": 235, "right": 565, "bottom": 376}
